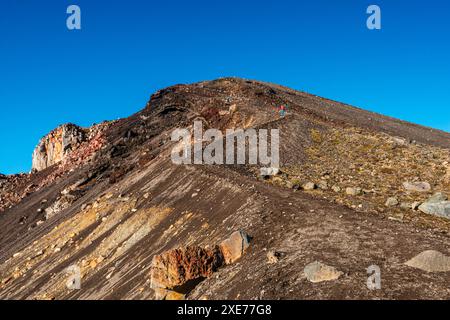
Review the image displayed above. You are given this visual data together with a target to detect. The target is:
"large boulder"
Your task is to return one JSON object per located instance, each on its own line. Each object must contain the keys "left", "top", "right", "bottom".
{"left": 32, "top": 124, "right": 86, "bottom": 172}
{"left": 405, "top": 250, "right": 450, "bottom": 272}
{"left": 149, "top": 231, "right": 251, "bottom": 299}
{"left": 418, "top": 193, "right": 450, "bottom": 219}
{"left": 418, "top": 202, "right": 450, "bottom": 219}
{"left": 150, "top": 246, "right": 224, "bottom": 291}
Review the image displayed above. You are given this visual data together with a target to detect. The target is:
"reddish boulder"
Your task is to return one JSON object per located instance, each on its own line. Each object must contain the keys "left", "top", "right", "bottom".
{"left": 150, "top": 246, "right": 224, "bottom": 291}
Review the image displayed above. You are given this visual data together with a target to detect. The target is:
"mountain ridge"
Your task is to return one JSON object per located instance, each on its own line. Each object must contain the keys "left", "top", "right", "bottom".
{"left": 0, "top": 77, "right": 449, "bottom": 300}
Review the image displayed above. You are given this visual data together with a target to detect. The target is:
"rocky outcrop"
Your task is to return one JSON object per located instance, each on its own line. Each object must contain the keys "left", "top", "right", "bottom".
{"left": 150, "top": 231, "right": 250, "bottom": 299}
{"left": 150, "top": 246, "right": 224, "bottom": 299}
{"left": 32, "top": 124, "right": 86, "bottom": 172}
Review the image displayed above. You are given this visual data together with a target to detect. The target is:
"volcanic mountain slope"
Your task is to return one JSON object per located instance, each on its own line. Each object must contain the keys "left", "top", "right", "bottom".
{"left": 0, "top": 78, "right": 449, "bottom": 300}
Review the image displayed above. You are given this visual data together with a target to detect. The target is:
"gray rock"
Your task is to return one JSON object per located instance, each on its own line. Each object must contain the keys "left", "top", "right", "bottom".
{"left": 417, "top": 192, "right": 450, "bottom": 219}
{"left": 332, "top": 185, "right": 341, "bottom": 193}
{"left": 427, "top": 192, "right": 448, "bottom": 203}
{"left": 303, "top": 182, "right": 316, "bottom": 191}
{"left": 400, "top": 202, "right": 411, "bottom": 209}
{"left": 44, "top": 194, "right": 75, "bottom": 220}
{"left": 385, "top": 197, "right": 399, "bottom": 207}
{"left": 418, "top": 201, "right": 450, "bottom": 219}
{"left": 405, "top": 250, "right": 450, "bottom": 272}
{"left": 402, "top": 181, "right": 431, "bottom": 192}
{"left": 411, "top": 201, "right": 421, "bottom": 210}
{"left": 304, "top": 261, "right": 343, "bottom": 283}
{"left": 346, "top": 187, "right": 362, "bottom": 196}
{"left": 259, "top": 167, "right": 280, "bottom": 178}
{"left": 317, "top": 180, "right": 328, "bottom": 190}
{"left": 391, "top": 136, "right": 409, "bottom": 146}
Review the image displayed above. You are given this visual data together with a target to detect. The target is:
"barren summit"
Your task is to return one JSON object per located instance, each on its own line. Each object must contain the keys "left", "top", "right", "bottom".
{"left": 0, "top": 78, "right": 449, "bottom": 300}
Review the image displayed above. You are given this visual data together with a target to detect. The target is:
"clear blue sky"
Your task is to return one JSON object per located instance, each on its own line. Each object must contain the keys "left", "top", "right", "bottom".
{"left": 1, "top": 0, "right": 449, "bottom": 174}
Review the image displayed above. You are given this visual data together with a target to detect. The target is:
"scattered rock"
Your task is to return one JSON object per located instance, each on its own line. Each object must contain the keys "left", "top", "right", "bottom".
{"left": 385, "top": 197, "right": 399, "bottom": 207}
{"left": 292, "top": 184, "right": 301, "bottom": 190}
{"left": 332, "top": 185, "right": 341, "bottom": 193}
{"left": 317, "top": 180, "right": 328, "bottom": 190}
{"left": 390, "top": 136, "right": 409, "bottom": 146}
{"left": 388, "top": 214, "right": 404, "bottom": 222}
{"left": 400, "top": 202, "right": 411, "bottom": 209}
{"left": 346, "top": 187, "right": 362, "bottom": 196}
{"left": 229, "top": 104, "right": 238, "bottom": 114}
{"left": 405, "top": 250, "right": 450, "bottom": 272}
{"left": 303, "top": 182, "right": 316, "bottom": 191}
{"left": 427, "top": 192, "right": 448, "bottom": 203}
{"left": 260, "top": 167, "right": 280, "bottom": 178}
{"left": 402, "top": 181, "right": 431, "bottom": 192}
{"left": 267, "top": 250, "right": 282, "bottom": 264}
{"left": 411, "top": 201, "right": 421, "bottom": 210}
{"left": 219, "top": 230, "right": 250, "bottom": 264}
{"left": 44, "top": 194, "right": 75, "bottom": 220}
{"left": 304, "top": 261, "right": 343, "bottom": 283}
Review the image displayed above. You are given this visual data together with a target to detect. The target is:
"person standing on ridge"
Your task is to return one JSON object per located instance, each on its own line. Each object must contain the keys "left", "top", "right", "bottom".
{"left": 278, "top": 104, "right": 287, "bottom": 118}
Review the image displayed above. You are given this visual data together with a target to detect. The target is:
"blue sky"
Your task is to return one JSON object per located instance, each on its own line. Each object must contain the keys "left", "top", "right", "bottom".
{"left": 1, "top": 0, "right": 449, "bottom": 174}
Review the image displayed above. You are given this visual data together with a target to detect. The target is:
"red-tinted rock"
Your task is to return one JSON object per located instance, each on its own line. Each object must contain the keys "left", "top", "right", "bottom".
{"left": 150, "top": 246, "right": 224, "bottom": 291}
